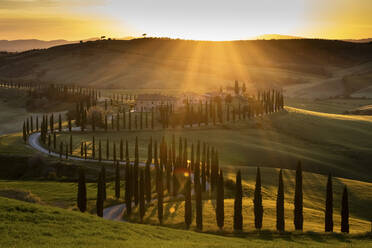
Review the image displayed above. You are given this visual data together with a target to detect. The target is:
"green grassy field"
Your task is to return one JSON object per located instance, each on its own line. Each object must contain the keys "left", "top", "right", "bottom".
{"left": 0, "top": 180, "right": 124, "bottom": 211}
{"left": 1, "top": 166, "right": 371, "bottom": 234}
{"left": 1, "top": 196, "right": 371, "bottom": 248}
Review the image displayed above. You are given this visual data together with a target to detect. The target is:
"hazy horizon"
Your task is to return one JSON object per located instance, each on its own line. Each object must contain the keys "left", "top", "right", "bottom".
{"left": 1, "top": 0, "right": 372, "bottom": 41}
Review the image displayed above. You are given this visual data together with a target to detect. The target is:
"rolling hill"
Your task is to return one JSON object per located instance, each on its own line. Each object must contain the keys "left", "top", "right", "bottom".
{"left": 0, "top": 38, "right": 371, "bottom": 95}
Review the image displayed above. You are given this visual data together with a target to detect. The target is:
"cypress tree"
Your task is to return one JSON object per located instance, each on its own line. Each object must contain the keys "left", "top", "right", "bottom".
{"left": 341, "top": 186, "right": 349, "bottom": 233}
{"left": 129, "top": 112, "right": 131, "bottom": 130}
{"left": 96, "top": 172, "right": 104, "bottom": 217}
{"left": 184, "top": 172, "right": 192, "bottom": 229}
{"left": 139, "top": 169, "right": 145, "bottom": 222}
{"left": 234, "top": 170, "right": 243, "bottom": 231}
{"left": 84, "top": 142, "right": 87, "bottom": 159}
{"left": 134, "top": 137, "right": 139, "bottom": 206}
{"left": 113, "top": 142, "right": 117, "bottom": 162}
{"left": 151, "top": 107, "right": 154, "bottom": 129}
{"left": 22, "top": 122, "right": 27, "bottom": 143}
{"left": 294, "top": 161, "right": 303, "bottom": 231}
{"left": 216, "top": 169, "right": 224, "bottom": 230}
{"left": 98, "top": 139, "right": 102, "bottom": 162}
{"left": 92, "top": 136, "right": 95, "bottom": 159}
{"left": 276, "top": 169, "right": 285, "bottom": 232}
{"left": 254, "top": 167, "right": 263, "bottom": 229}
{"left": 53, "top": 132, "right": 56, "bottom": 150}
{"left": 325, "top": 173, "right": 333, "bottom": 232}
{"left": 59, "top": 141, "right": 63, "bottom": 159}
{"left": 101, "top": 165, "right": 106, "bottom": 201}
{"left": 157, "top": 167, "right": 163, "bottom": 224}
{"left": 196, "top": 176, "right": 203, "bottom": 230}
{"left": 125, "top": 160, "right": 132, "bottom": 216}
{"left": 106, "top": 138, "right": 110, "bottom": 160}
{"left": 115, "top": 162, "right": 120, "bottom": 199}
{"left": 77, "top": 169, "right": 87, "bottom": 212}
{"left": 58, "top": 113, "right": 62, "bottom": 132}
{"left": 120, "top": 138, "right": 124, "bottom": 161}
{"left": 105, "top": 115, "right": 108, "bottom": 132}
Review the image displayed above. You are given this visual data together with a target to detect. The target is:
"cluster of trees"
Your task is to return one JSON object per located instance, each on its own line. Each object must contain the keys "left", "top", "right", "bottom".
{"left": 78, "top": 160, "right": 349, "bottom": 233}
{"left": 158, "top": 89, "right": 284, "bottom": 128}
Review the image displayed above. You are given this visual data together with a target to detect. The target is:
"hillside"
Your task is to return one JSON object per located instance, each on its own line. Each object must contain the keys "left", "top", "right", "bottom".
{"left": 1, "top": 196, "right": 371, "bottom": 247}
{"left": 0, "top": 38, "right": 371, "bottom": 94}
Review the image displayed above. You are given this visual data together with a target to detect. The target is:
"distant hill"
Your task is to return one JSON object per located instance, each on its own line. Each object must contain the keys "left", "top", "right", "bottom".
{"left": 343, "top": 38, "right": 372, "bottom": 43}
{"left": 0, "top": 39, "right": 74, "bottom": 52}
{"left": 253, "top": 34, "right": 305, "bottom": 40}
{"left": 0, "top": 38, "right": 371, "bottom": 93}
{"left": 0, "top": 37, "right": 135, "bottom": 52}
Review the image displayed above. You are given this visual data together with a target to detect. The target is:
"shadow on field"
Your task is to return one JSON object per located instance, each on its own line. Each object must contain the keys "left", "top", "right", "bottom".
{"left": 202, "top": 230, "right": 372, "bottom": 243}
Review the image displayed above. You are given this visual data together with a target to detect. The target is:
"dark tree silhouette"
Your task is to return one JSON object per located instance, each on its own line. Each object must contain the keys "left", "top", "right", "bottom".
{"left": 77, "top": 169, "right": 87, "bottom": 212}
{"left": 115, "top": 162, "right": 120, "bottom": 199}
{"left": 325, "top": 173, "right": 333, "bottom": 232}
{"left": 184, "top": 172, "right": 192, "bottom": 229}
{"left": 96, "top": 172, "right": 104, "bottom": 217}
{"left": 276, "top": 169, "right": 285, "bottom": 232}
{"left": 254, "top": 167, "right": 263, "bottom": 229}
{"left": 139, "top": 169, "right": 145, "bottom": 222}
{"left": 101, "top": 165, "right": 106, "bottom": 201}
{"left": 216, "top": 170, "right": 224, "bottom": 230}
{"left": 341, "top": 186, "right": 349, "bottom": 233}
{"left": 196, "top": 177, "right": 203, "bottom": 230}
{"left": 234, "top": 170, "right": 243, "bottom": 231}
{"left": 125, "top": 161, "right": 132, "bottom": 216}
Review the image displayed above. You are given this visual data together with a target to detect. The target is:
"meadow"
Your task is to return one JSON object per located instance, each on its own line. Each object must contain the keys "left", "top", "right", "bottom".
{"left": 2, "top": 196, "right": 371, "bottom": 248}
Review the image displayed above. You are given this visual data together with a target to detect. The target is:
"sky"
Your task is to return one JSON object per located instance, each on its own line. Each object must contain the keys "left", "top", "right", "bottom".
{"left": 1, "top": 0, "right": 372, "bottom": 41}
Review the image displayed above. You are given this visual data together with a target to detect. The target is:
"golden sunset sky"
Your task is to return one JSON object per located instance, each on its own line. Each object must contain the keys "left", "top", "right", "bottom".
{"left": 1, "top": 0, "right": 372, "bottom": 40}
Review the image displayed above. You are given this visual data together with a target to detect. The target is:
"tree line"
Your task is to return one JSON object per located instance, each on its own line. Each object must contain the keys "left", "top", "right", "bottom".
{"left": 76, "top": 139, "right": 350, "bottom": 233}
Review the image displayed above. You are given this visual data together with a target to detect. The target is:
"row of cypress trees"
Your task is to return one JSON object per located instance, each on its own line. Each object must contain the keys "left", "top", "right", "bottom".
{"left": 77, "top": 160, "right": 350, "bottom": 233}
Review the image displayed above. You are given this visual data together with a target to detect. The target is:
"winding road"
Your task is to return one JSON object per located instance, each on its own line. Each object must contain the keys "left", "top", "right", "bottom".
{"left": 28, "top": 130, "right": 152, "bottom": 221}
{"left": 28, "top": 130, "right": 207, "bottom": 222}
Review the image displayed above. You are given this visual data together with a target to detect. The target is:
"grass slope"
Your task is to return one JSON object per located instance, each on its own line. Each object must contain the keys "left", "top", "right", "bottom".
{"left": 48, "top": 106, "right": 372, "bottom": 182}
{"left": 1, "top": 196, "right": 371, "bottom": 248}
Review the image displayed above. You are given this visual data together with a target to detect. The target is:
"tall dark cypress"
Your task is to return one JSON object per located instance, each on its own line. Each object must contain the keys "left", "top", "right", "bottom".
{"left": 325, "top": 173, "right": 333, "bottom": 232}
{"left": 58, "top": 113, "right": 62, "bottom": 132}
{"left": 106, "top": 138, "right": 110, "bottom": 160}
{"left": 115, "top": 162, "right": 120, "bottom": 199}
{"left": 125, "top": 160, "right": 132, "bottom": 216}
{"left": 101, "top": 165, "right": 106, "bottom": 201}
{"left": 294, "top": 161, "right": 303, "bottom": 231}
{"left": 276, "top": 169, "right": 285, "bottom": 232}
{"left": 96, "top": 172, "right": 104, "bottom": 217}
{"left": 98, "top": 139, "right": 102, "bottom": 162}
{"left": 120, "top": 138, "right": 124, "bottom": 161}
{"left": 77, "top": 169, "right": 87, "bottom": 213}
{"left": 341, "top": 186, "right": 349, "bottom": 233}
{"left": 184, "top": 172, "right": 192, "bottom": 229}
{"left": 92, "top": 136, "right": 95, "bottom": 159}
{"left": 157, "top": 167, "right": 163, "bottom": 224}
{"left": 216, "top": 170, "right": 224, "bottom": 230}
{"left": 254, "top": 167, "right": 263, "bottom": 229}
{"left": 69, "top": 135, "right": 73, "bottom": 155}
{"left": 233, "top": 170, "right": 243, "bottom": 231}
{"left": 139, "top": 170, "right": 145, "bottom": 222}
{"left": 195, "top": 177, "right": 203, "bottom": 230}
{"left": 134, "top": 137, "right": 139, "bottom": 206}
